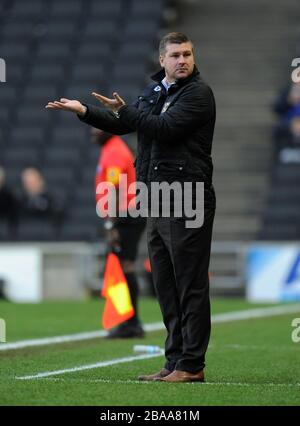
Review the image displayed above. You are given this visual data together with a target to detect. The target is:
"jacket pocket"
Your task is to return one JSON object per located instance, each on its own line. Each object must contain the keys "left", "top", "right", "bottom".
{"left": 151, "top": 159, "right": 187, "bottom": 182}
{"left": 138, "top": 95, "right": 158, "bottom": 112}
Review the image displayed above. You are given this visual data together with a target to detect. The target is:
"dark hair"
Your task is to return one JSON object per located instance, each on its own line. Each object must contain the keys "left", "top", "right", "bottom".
{"left": 159, "top": 32, "right": 192, "bottom": 55}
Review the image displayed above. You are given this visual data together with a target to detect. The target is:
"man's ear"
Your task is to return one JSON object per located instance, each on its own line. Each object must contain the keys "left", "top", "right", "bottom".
{"left": 159, "top": 55, "right": 165, "bottom": 68}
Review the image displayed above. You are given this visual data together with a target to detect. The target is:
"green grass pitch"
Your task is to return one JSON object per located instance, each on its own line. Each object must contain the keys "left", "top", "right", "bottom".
{"left": 0, "top": 298, "right": 299, "bottom": 406}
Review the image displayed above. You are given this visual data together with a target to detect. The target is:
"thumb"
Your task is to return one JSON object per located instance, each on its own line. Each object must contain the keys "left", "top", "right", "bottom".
{"left": 60, "top": 98, "right": 70, "bottom": 103}
{"left": 113, "top": 92, "right": 122, "bottom": 102}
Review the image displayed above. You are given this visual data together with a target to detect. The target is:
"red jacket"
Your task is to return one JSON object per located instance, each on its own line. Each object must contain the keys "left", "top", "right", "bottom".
{"left": 95, "top": 136, "right": 136, "bottom": 214}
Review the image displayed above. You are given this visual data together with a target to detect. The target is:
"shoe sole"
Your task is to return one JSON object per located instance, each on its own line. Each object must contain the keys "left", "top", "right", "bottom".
{"left": 160, "top": 377, "right": 205, "bottom": 383}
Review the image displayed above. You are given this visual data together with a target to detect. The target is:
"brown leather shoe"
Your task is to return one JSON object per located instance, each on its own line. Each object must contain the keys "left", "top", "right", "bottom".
{"left": 159, "top": 369, "right": 205, "bottom": 383}
{"left": 138, "top": 368, "right": 171, "bottom": 381}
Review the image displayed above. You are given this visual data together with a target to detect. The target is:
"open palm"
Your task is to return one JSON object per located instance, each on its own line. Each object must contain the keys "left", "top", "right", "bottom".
{"left": 92, "top": 92, "right": 125, "bottom": 112}
{"left": 46, "top": 98, "right": 85, "bottom": 115}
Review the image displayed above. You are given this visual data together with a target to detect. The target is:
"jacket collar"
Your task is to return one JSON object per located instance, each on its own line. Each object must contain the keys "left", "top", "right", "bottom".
{"left": 151, "top": 65, "right": 200, "bottom": 87}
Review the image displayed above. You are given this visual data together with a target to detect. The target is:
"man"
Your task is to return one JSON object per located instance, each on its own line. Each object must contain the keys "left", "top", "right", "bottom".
{"left": 92, "top": 128, "right": 146, "bottom": 338}
{"left": 46, "top": 32, "right": 216, "bottom": 383}
{"left": 20, "top": 167, "right": 64, "bottom": 228}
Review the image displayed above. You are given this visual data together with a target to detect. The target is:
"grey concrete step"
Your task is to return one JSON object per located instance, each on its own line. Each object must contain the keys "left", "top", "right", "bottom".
{"left": 214, "top": 179, "right": 268, "bottom": 193}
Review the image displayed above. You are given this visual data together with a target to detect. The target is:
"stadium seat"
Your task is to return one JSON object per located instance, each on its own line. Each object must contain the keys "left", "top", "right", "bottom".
{"left": 51, "top": 126, "right": 88, "bottom": 147}
{"left": 123, "top": 19, "right": 159, "bottom": 41}
{"left": 0, "top": 43, "right": 30, "bottom": 64}
{"left": 44, "top": 147, "right": 81, "bottom": 168}
{"left": 118, "top": 41, "right": 152, "bottom": 61}
{"left": 10, "top": 1, "right": 45, "bottom": 18}
{"left": 130, "top": 0, "right": 164, "bottom": 18}
{"left": 3, "top": 147, "right": 41, "bottom": 167}
{"left": 82, "top": 20, "right": 117, "bottom": 41}
{"left": 0, "top": 87, "right": 17, "bottom": 105}
{"left": 1, "top": 22, "right": 34, "bottom": 40}
{"left": 29, "top": 64, "right": 65, "bottom": 84}
{"left": 0, "top": 0, "right": 166, "bottom": 242}
{"left": 17, "top": 106, "right": 51, "bottom": 125}
{"left": 64, "top": 84, "right": 98, "bottom": 103}
{"left": 89, "top": 0, "right": 122, "bottom": 17}
{"left": 43, "top": 21, "right": 78, "bottom": 40}
{"left": 71, "top": 64, "right": 105, "bottom": 84}
{"left": 0, "top": 108, "right": 9, "bottom": 125}
{"left": 36, "top": 42, "right": 72, "bottom": 62}
{"left": 43, "top": 167, "right": 75, "bottom": 189}
{"left": 50, "top": 0, "right": 83, "bottom": 17}
{"left": 9, "top": 126, "right": 45, "bottom": 149}
{"left": 23, "top": 85, "right": 58, "bottom": 103}
{"left": 76, "top": 42, "right": 112, "bottom": 60}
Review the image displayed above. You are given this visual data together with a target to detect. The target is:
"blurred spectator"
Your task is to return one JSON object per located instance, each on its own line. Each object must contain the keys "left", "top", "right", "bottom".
{"left": 0, "top": 166, "right": 18, "bottom": 235}
{"left": 273, "top": 81, "right": 300, "bottom": 118}
{"left": 20, "top": 167, "right": 65, "bottom": 227}
{"left": 273, "top": 82, "right": 300, "bottom": 145}
{"left": 275, "top": 116, "right": 300, "bottom": 163}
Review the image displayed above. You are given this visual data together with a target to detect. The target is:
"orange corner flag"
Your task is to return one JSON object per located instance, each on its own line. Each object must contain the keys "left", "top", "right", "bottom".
{"left": 101, "top": 253, "right": 134, "bottom": 329}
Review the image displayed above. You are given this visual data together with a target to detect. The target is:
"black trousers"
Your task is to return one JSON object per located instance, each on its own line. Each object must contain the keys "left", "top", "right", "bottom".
{"left": 147, "top": 208, "right": 215, "bottom": 373}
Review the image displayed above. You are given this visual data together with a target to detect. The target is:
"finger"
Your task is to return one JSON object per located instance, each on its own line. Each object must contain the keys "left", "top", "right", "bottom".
{"left": 113, "top": 92, "right": 123, "bottom": 103}
{"left": 92, "top": 92, "right": 112, "bottom": 103}
{"left": 46, "top": 101, "right": 66, "bottom": 110}
{"left": 54, "top": 101, "right": 68, "bottom": 107}
{"left": 60, "top": 98, "right": 71, "bottom": 103}
{"left": 91, "top": 92, "right": 103, "bottom": 99}
{"left": 113, "top": 92, "right": 121, "bottom": 101}
{"left": 46, "top": 102, "right": 61, "bottom": 109}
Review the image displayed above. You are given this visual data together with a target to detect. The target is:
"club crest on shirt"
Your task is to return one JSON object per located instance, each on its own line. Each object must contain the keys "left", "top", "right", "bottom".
{"left": 106, "top": 167, "right": 121, "bottom": 185}
{"left": 154, "top": 85, "right": 161, "bottom": 92}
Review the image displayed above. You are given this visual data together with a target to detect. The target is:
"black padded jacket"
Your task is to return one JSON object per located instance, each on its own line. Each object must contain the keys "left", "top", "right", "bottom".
{"left": 79, "top": 66, "right": 216, "bottom": 206}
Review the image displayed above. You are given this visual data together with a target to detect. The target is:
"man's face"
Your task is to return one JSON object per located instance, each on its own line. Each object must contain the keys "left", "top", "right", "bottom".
{"left": 21, "top": 169, "right": 44, "bottom": 196}
{"left": 159, "top": 42, "right": 195, "bottom": 82}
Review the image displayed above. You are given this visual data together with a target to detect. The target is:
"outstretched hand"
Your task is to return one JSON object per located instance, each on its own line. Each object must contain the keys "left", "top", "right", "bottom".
{"left": 45, "top": 98, "right": 87, "bottom": 116}
{"left": 92, "top": 92, "right": 126, "bottom": 113}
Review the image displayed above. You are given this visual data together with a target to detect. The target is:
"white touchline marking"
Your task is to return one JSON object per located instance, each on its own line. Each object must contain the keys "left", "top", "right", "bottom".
{"left": 15, "top": 351, "right": 164, "bottom": 380}
{"left": 2, "top": 304, "right": 300, "bottom": 352}
{"left": 13, "top": 304, "right": 300, "bottom": 381}
{"left": 0, "top": 322, "right": 164, "bottom": 351}
{"left": 211, "top": 304, "right": 300, "bottom": 322}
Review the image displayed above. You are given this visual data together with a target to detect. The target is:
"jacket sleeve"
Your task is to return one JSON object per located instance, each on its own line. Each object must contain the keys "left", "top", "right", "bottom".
{"left": 117, "top": 85, "right": 215, "bottom": 142}
{"left": 78, "top": 104, "right": 135, "bottom": 135}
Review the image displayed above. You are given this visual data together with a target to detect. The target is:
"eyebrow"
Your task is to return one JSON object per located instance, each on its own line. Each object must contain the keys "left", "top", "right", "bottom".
{"left": 170, "top": 50, "right": 192, "bottom": 55}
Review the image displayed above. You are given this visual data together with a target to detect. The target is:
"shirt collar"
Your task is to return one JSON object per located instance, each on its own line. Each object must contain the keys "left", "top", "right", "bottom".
{"left": 151, "top": 65, "right": 200, "bottom": 84}
{"left": 161, "top": 77, "right": 176, "bottom": 92}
